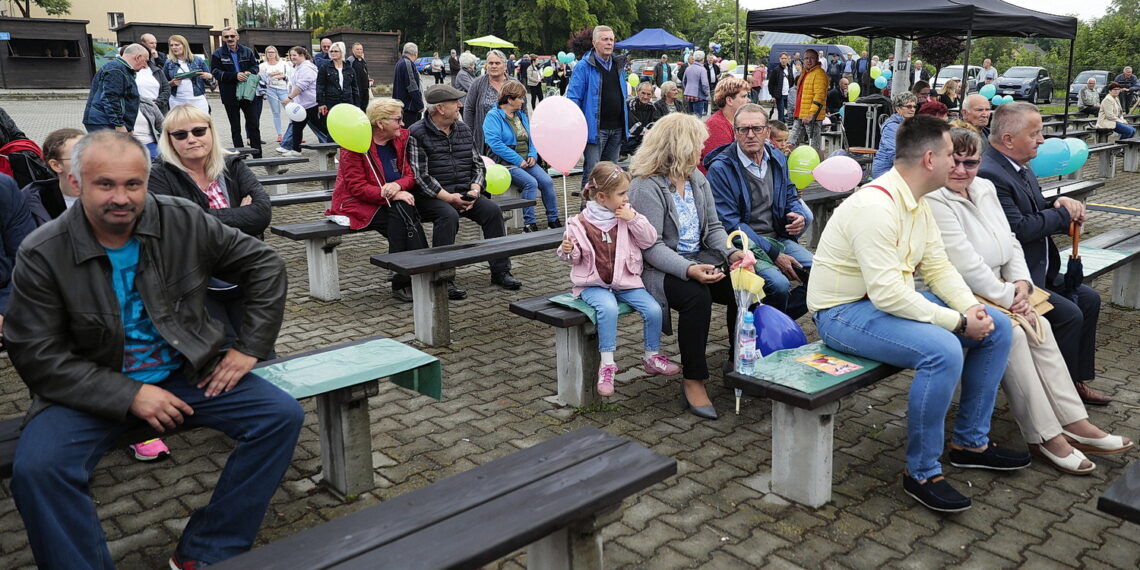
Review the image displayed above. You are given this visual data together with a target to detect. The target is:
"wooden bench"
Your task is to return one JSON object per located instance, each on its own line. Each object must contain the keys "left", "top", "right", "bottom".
{"left": 508, "top": 294, "right": 612, "bottom": 407}
{"left": 301, "top": 142, "right": 341, "bottom": 170}
{"left": 228, "top": 146, "right": 258, "bottom": 157}
{"left": 1045, "top": 129, "right": 1091, "bottom": 141}
{"left": 1060, "top": 143, "right": 1122, "bottom": 179}
{"left": 257, "top": 170, "right": 337, "bottom": 196}
{"left": 1097, "top": 460, "right": 1140, "bottom": 525}
{"left": 246, "top": 156, "right": 309, "bottom": 176}
{"left": 0, "top": 336, "right": 442, "bottom": 496}
{"left": 1116, "top": 137, "right": 1140, "bottom": 172}
{"left": 271, "top": 196, "right": 536, "bottom": 301}
{"left": 1058, "top": 228, "right": 1140, "bottom": 309}
{"left": 371, "top": 228, "right": 563, "bottom": 346}
{"left": 724, "top": 340, "right": 900, "bottom": 507}
{"left": 1039, "top": 179, "right": 1103, "bottom": 203}
{"left": 212, "top": 426, "right": 675, "bottom": 570}
{"left": 1093, "top": 127, "right": 1117, "bottom": 144}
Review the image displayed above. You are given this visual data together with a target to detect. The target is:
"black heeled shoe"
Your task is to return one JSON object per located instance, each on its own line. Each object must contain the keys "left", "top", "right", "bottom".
{"left": 680, "top": 382, "right": 718, "bottom": 420}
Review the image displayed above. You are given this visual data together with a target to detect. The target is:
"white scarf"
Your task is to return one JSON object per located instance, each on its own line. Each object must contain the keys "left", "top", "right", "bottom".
{"left": 582, "top": 201, "right": 618, "bottom": 232}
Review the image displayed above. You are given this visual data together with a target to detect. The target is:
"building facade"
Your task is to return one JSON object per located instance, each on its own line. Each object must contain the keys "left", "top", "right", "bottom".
{"left": 5, "top": 0, "right": 237, "bottom": 43}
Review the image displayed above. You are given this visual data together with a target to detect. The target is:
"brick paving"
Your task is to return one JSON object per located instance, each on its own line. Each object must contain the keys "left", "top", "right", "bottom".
{"left": 0, "top": 95, "right": 1138, "bottom": 568}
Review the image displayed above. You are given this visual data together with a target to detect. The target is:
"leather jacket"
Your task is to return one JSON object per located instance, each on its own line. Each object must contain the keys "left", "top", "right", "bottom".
{"left": 3, "top": 194, "right": 287, "bottom": 423}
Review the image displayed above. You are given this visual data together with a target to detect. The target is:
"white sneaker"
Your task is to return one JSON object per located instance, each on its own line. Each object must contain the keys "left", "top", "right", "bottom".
{"left": 275, "top": 146, "right": 290, "bottom": 154}
{"left": 284, "top": 150, "right": 303, "bottom": 157}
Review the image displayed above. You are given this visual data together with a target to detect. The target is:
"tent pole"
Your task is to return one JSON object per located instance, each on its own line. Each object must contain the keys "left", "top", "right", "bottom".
{"left": 960, "top": 28, "right": 972, "bottom": 99}
{"left": 744, "top": 26, "right": 751, "bottom": 98}
{"left": 1063, "top": 38, "right": 1075, "bottom": 135}
{"left": 735, "top": 0, "right": 740, "bottom": 62}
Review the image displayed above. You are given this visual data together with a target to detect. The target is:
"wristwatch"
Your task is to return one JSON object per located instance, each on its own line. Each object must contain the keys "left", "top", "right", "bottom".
{"left": 953, "top": 313, "right": 968, "bottom": 335}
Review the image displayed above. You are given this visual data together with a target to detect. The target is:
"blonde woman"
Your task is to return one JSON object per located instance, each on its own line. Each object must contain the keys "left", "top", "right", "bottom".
{"left": 938, "top": 78, "right": 962, "bottom": 112}
{"left": 164, "top": 34, "right": 213, "bottom": 113}
{"left": 627, "top": 113, "right": 754, "bottom": 420}
{"left": 260, "top": 45, "right": 291, "bottom": 143}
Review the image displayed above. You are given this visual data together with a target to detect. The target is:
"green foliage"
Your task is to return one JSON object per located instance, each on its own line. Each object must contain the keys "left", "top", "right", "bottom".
{"left": 915, "top": 36, "right": 964, "bottom": 76}
{"left": 14, "top": 0, "right": 70, "bottom": 17}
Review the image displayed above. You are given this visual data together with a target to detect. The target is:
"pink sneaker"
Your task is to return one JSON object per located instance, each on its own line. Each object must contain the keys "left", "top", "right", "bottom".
{"left": 643, "top": 353, "right": 681, "bottom": 376}
{"left": 131, "top": 438, "right": 170, "bottom": 462}
{"left": 597, "top": 364, "right": 618, "bottom": 397}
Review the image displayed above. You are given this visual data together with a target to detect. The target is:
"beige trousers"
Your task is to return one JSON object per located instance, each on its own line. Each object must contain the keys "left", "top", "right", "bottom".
{"left": 1001, "top": 315, "right": 1088, "bottom": 444}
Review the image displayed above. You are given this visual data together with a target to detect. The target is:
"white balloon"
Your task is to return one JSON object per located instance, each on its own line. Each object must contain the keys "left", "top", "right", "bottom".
{"left": 285, "top": 102, "right": 306, "bottom": 122}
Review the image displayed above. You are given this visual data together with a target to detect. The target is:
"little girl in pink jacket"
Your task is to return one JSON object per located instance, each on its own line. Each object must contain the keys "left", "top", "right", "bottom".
{"left": 558, "top": 162, "right": 681, "bottom": 396}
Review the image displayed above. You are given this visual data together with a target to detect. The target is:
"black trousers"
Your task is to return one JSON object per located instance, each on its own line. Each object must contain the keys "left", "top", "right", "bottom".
{"left": 224, "top": 99, "right": 263, "bottom": 157}
{"left": 528, "top": 84, "right": 544, "bottom": 109}
{"left": 1045, "top": 285, "right": 1100, "bottom": 384}
{"left": 366, "top": 201, "right": 429, "bottom": 290}
{"left": 287, "top": 105, "right": 321, "bottom": 152}
{"left": 663, "top": 273, "right": 737, "bottom": 381}
{"left": 415, "top": 195, "right": 510, "bottom": 275}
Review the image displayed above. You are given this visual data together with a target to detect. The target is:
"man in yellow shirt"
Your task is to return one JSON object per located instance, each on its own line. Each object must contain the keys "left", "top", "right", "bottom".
{"left": 807, "top": 115, "right": 1025, "bottom": 513}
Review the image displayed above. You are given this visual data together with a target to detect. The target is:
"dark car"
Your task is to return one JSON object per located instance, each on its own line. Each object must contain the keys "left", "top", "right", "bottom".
{"left": 1068, "top": 70, "right": 1110, "bottom": 104}
{"left": 996, "top": 66, "right": 1054, "bottom": 104}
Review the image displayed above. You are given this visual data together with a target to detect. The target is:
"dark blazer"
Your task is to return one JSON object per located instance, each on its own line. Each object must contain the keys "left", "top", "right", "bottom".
{"left": 316, "top": 62, "right": 359, "bottom": 109}
{"left": 209, "top": 43, "right": 258, "bottom": 106}
{"left": 977, "top": 145, "right": 1070, "bottom": 288}
{"left": 768, "top": 63, "right": 795, "bottom": 96}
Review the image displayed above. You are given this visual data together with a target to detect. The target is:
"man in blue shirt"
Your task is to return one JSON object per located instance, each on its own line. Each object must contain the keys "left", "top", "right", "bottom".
{"left": 3, "top": 131, "right": 302, "bottom": 569}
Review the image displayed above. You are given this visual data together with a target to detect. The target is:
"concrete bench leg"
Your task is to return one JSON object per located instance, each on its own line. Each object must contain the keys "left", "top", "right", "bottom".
{"left": 771, "top": 401, "right": 840, "bottom": 508}
{"left": 305, "top": 236, "right": 342, "bottom": 301}
{"left": 316, "top": 380, "right": 380, "bottom": 496}
{"left": 269, "top": 183, "right": 288, "bottom": 195}
{"left": 504, "top": 185, "right": 523, "bottom": 232}
{"left": 1124, "top": 148, "right": 1140, "bottom": 172}
{"left": 554, "top": 323, "right": 600, "bottom": 407}
{"left": 1111, "top": 259, "right": 1140, "bottom": 309}
{"left": 1099, "top": 151, "right": 1118, "bottom": 178}
{"left": 527, "top": 505, "right": 620, "bottom": 570}
{"left": 411, "top": 269, "right": 454, "bottom": 347}
{"left": 315, "top": 152, "right": 329, "bottom": 171}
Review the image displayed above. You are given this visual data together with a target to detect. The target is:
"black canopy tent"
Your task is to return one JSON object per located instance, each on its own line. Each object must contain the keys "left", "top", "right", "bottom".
{"left": 745, "top": 0, "right": 1078, "bottom": 130}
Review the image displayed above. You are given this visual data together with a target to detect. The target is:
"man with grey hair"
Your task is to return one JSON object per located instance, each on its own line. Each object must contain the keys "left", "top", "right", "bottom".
{"left": 960, "top": 93, "right": 993, "bottom": 153}
{"left": 977, "top": 101, "right": 1109, "bottom": 406}
{"left": 394, "top": 41, "right": 425, "bottom": 125}
{"left": 1114, "top": 66, "right": 1136, "bottom": 112}
{"left": 566, "top": 24, "right": 628, "bottom": 190}
{"left": 82, "top": 43, "right": 149, "bottom": 133}
{"left": 210, "top": 27, "right": 263, "bottom": 157}
{"left": 3, "top": 130, "right": 302, "bottom": 568}
{"left": 314, "top": 37, "right": 332, "bottom": 68}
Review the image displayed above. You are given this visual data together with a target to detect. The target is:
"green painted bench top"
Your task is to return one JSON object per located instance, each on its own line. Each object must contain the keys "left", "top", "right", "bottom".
{"left": 255, "top": 337, "right": 442, "bottom": 400}
{"left": 1056, "top": 247, "right": 1135, "bottom": 278}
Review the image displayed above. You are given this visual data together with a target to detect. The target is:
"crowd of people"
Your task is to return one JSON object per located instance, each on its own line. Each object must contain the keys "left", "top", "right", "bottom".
{"left": 0, "top": 23, "right": 1136, "bottom": 569}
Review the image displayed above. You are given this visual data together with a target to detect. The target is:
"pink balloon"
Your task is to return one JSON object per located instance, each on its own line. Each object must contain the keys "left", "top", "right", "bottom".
{"left": 812, "top": 156, "right": 863, "bottom": 193}
{"left": 481, "top": 155, "right": 495, "bottom": 170}
{"left": 530, "top": 96, "right": 587, "bottom": 174}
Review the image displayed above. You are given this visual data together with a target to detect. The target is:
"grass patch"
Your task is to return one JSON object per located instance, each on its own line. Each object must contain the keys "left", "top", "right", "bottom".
{"left": 574, "top": 400, "right": 623, "bottom": 415}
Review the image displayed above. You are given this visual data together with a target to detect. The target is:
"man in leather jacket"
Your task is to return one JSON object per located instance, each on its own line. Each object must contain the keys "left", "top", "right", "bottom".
{"left": 2, "top": 131, "right": 303, "bottom": 568}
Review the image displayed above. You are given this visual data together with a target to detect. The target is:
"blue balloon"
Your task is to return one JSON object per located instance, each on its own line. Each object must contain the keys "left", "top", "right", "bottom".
{"left": 991, "top": 95, "right": 1005, "bottom": 106}
{"left": 1002, "top": 94, "right": 1014, "bottom": 104}
{"left": 752, "top": 305, "right": 808, "bottom": 357}
{"left": 1061, "top": 137, "right": 1090, "bottom": 175}
{"left": 979, "top": 84, "right": 997, "bottom": 99}
{"left": 874, "top": 76, "right": 888, "bottom": 89}
{"left": 1029, "top": 137, "right": 1071, "bottom": 177}
{"left": 882, "top": 69, "right": 892, "bottom": 80}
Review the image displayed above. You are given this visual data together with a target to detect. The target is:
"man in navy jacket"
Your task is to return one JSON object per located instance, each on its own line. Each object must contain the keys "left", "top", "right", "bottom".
{"left": 705, "top": 103, "right": 812, "bottom": 318}
{"left": 210, "top": 27, "right": 263, "bottom": 158}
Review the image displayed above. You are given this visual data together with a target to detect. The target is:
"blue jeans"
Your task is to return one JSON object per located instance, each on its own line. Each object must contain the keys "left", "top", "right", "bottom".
{"left": 757, "top": 238, "right": 812, "bottom": 319}
{"left": 773, "top": 94, "right": 788, "bottom": 122}
{"left": 813, "top": 292, "right": 1013, "bottom": 481}
{"left": 1114, "top": 122, "right": 1136, "bottom": 139}
{"left": 509, "top": 163, "right": 559, "bottom": 224}
{"left": 11, "top": 371, "right": 304, "bottom": 567}
{"left": 689, "top": 99, "right": 708, "bottom": 117}
{"left": 265, "top": 86, "right": 289, "bottom": 136}
{"left": 578, "top": 286, "right": 662, "bottom": 353}
{"left": 581, "top": 128, "right": 624, "bottom": 189}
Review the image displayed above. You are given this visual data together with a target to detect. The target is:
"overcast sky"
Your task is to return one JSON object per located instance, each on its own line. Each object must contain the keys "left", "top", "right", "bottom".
{"left": 740, "top": 0, "right": 1109, "bottom": 23}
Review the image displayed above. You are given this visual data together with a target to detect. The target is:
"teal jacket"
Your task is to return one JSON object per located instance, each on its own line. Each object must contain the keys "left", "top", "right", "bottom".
{"left": 482, "top": 107, "right": 536, "bottom": 166}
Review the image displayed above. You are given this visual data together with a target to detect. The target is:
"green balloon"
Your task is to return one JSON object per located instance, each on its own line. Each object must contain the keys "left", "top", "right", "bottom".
{"left": 543, "top": 66, "right": 554, "bottom": 77}
{"left": 787, "top": 145, "right": 821, "bottom": 189}
{"left": 869, "top": 67, "right": 881, "bottom": 79}
{"left": 485, "top": 164, "right": 511, "bottom": 195}
{"left": 326, "top": 103, "right": 372, "bottom": 153}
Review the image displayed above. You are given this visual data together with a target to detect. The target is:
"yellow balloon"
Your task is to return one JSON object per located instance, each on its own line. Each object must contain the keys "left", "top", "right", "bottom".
{"left": 326, "top": 104, "right": 372, "bottom": 153}
{"left": 485, "top": 164, "right": 511, "bottom": 195}
{"left": 627, "top": 74, "right": 639, "bottom": 88}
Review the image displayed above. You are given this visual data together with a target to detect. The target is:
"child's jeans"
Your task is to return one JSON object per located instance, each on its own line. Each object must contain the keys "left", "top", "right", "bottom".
{"left": 578, "top": 286, "right": 662, "bottom": 353}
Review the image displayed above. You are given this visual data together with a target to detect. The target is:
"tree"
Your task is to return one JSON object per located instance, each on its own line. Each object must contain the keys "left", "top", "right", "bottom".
{"left": 567, "top": 26, "right": 594, "bottom": 56}
{"left": 14, "top": 0, "right": 69, "bottom": 17}
{"left": 915, "top": 36, "right": 964, "bottom": 77}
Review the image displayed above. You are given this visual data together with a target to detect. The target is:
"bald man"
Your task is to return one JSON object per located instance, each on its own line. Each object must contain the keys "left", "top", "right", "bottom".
{"left": 140, "top": 33, "right": 166, "bottom": 66}
{"left": 960, "top": 94, "right": 993, "bottom": 152}
{"left": 82, "top": 43, "right": 149, "bottom": 133}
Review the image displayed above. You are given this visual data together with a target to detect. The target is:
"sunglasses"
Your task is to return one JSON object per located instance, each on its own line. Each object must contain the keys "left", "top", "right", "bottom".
{"left": 953, "top": 158, "right": 981, "bottom": 170}
{"left": 734, "top": 125, "right": 770, "bottom": 135}
{"left": 170, "top": 126, "right": 210, "bottom": 140}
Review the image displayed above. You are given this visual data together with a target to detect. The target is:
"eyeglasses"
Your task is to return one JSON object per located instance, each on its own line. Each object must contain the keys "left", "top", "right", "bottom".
{"left": 953, "top": 158, "right": 981, "bottom": 170}
{"left": 898, "top": 104, "right": 917, "bottom": 110}
{"left": 919, "top": 90, "right": 931, "bottom": 96}
{"left": 734, "top": 125, "right": 770, "bottom": 135}
{"left": 170, "top": 126, "right": 210, "bottom": 140}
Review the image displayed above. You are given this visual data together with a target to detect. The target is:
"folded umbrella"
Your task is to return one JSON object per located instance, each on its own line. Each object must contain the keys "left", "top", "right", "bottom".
{"left": 1063, "top": 221, "right": 1084, "bottom": 303}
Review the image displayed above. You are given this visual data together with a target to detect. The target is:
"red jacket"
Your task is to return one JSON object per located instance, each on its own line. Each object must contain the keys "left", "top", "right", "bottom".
{"left": 326, "top": 129, "right": 415, "bottom": 229}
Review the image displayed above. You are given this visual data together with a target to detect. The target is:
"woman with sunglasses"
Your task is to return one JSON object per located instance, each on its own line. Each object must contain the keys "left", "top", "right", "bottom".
{"left": 316, "top": 42, "right": 358, "bottom": 134}
{"left": 871, "top": 91, "right": 918, "bottom": 178}
{"left": 483, "top": 81, "right": 561, "bottom": 232}
{"left": 325, "top": 98, "right": 428, "bottom": 303}
{"left": 925, "top": 125, "right": 1132, "bottom": 475}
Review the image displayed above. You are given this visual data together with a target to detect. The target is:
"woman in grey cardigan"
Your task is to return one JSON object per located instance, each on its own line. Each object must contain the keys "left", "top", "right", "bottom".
{"left": 628, "top": 113, "right": 752, "bottom": 419}
{"left": 462, "top": 49, "right": 523, "bottom": 155}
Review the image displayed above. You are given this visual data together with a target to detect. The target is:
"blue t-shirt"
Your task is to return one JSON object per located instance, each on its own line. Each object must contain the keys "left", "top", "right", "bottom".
{"left": 105, "top": 238, "right": 181, "bottom": 383}
{"left": 671, "top": 183, "right": 701, "bottom": 253}
{"left": 374, "top": 141, "right": 400, "bottom": 183}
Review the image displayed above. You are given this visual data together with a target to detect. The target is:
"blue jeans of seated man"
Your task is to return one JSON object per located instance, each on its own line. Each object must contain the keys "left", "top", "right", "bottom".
{"left": 813, "top": 291, "right": 1013, "bottom": 482}
{"left": 509, "top": 163, "right": 560, "bottom": 225}
{"left": 757, "top": 238, "right": 812, "bottom": 319}
{"left": 11, "top": 371, "right": 304, "bottom": 567}
{"left": 581, "top": 128, "right": 624, "bottom": 190}
{"left": 1114, "top": 121, "right": 1136, "bottom": 139}
{"left": 578, "top": 286, "right": 662, "bottom": 353}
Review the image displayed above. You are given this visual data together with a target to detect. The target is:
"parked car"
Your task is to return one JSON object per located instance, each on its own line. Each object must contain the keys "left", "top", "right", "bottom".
{"left": 630, "top": 59, "right": 655, "bottom": 83}
{"left": 932, "top": 65, "right": 983, "bottom": 93}
{"left": 1068, "top": 70, "right": 1110, "bottom": 104}
{"left": 996, "top": 66, "right": 1054, "bottom": 104}
{"left": 415, "top": 56, "right": 434, "bottom": 74}
{"left": 728, "top": 64, "right": 760, "bottom": 81}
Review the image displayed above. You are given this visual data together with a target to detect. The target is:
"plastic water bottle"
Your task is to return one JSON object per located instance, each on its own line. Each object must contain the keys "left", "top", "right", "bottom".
{"left": 737, "top": 312, "right": 759, "bottom": 376}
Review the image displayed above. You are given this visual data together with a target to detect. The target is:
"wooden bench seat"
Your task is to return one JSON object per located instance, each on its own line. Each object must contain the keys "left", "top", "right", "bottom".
{"left": 271, "top": 196, "right": 535, "bottom": 301}
{"left": 508, "top": 294, "right": 610, "bottom": 407}
{"left": 0, "top": 336, "right": 442, "bottom": 496}
{"left": 1058, "top": 228, "right": 1140, "bottom": 308}
{"left": 245, "top": 156, "right": 309, "bottom": 176}
{"left": 371, "top": 228, "right": 563, "bottom": 346}
{"left": 724, "top": 340, "right": 901, "bottom": 507}
{"left": 212, "top": 426, "right": 675, "bottom": 570}
{"left": 1097, "top": 459, "right": 1140, "bottom": 525}
{"left": 1039, "top": 179, "right": 1104, "bottom": 203}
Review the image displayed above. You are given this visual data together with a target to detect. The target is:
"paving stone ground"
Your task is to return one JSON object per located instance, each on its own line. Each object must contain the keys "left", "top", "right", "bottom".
{"left": 0, "top": 96, "right": 1138, "bottom": 569}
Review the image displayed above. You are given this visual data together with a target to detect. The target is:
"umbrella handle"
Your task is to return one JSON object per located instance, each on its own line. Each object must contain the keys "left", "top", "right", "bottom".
{"left": 1069, "top": 221, "right": 1081, "bottom": 259}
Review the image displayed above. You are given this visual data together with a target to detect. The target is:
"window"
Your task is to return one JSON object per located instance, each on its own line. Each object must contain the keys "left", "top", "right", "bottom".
{"left": 107, "top": 12, "right": 124, "bottom": 30}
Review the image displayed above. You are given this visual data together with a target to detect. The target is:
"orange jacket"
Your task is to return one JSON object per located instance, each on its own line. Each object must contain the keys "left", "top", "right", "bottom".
{"left": 794, "top": 65, "right": 829, "bottom": 120}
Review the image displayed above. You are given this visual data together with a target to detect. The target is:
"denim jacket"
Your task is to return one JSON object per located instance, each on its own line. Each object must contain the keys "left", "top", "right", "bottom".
{"left": 82, "top": 57, "right": 138, "bottom": 130}
{"left": 164, "top": 56, "right": 212, "bottom": 98}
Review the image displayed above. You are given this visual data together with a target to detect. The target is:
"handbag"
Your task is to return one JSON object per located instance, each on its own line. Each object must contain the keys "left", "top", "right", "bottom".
{"left": 974, "top": 287, "right": 1053, "bottom": 345}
